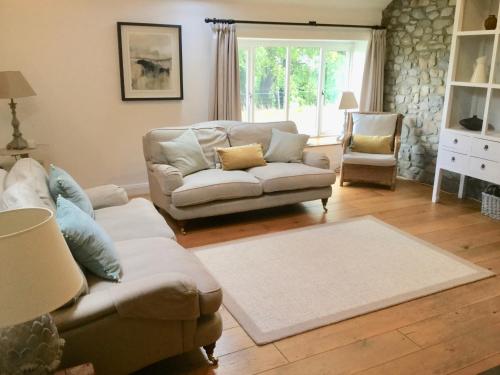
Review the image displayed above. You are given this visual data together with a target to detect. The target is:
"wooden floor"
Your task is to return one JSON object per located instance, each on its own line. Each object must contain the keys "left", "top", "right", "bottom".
{"left": 137, "top": 179, "right": 500, "bottom": 375}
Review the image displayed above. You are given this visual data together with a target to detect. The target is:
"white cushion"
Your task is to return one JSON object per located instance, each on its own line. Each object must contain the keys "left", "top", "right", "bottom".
{"left": 0, "top": 178, "right": 47, "bottom": 210}
{"left": 343, "top": 151, "right": 396, "bottom": 167}
{"left": 352, "top": 113, "right": 398, "bottom": 137}
{"left": 172, "top": 169, "right": 263, "bottom": 207}
{"left": 0, "top": 169, "right": 7, "bottom": 195}
{"left": 5, "top": 158, "right": 55, "bottom": 210}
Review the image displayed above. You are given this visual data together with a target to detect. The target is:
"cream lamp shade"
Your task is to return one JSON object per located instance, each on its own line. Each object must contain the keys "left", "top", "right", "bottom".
{"left": 0, "top": 208, "right": 83, "bottom": 328}
{"left": 0, "top": 71, "right": 36, "bottom": 99}
{"left": 339, "top": 91, "right": 358, "bottom": 110}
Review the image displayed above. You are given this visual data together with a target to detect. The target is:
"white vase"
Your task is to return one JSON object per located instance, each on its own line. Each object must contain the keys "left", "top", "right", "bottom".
{"left": 470, "top": 56, "right": 488, "bottom": 83}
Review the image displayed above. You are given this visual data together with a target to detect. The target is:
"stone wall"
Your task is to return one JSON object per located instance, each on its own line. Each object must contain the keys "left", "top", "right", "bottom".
{"left": 382, "top": 0, "right": 488, "bottom": 198}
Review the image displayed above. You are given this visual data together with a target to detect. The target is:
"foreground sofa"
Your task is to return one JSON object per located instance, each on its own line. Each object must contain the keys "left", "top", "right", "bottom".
{"left": 0, "top": 159, "right": 223, "bottom": 374}
{"left": 143, "top": 121, "right": 336, "bottom": 232}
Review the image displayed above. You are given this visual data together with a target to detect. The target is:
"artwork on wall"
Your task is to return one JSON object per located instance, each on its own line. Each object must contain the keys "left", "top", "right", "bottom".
{"left": 117, "top": 22, "right": 183, "bottom": 100}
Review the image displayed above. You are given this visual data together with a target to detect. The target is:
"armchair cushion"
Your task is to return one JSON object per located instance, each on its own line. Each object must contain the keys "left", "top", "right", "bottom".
{"left": 85, "top": 185, "right": 128, "bottom": 209}
{"left": 342, "top": 151, "right": 396, "bottom": 167}
{"left": 351, "top": 135, "right": 393, "bottom": 154}
{"left": 302, "top": 151, "right": 330, "bottom": 170}
{"left": 149, "top": 163, "right": 184, "bottom": 195}
{"left": 352, "top": 113, "right": 398, "bottom": 137}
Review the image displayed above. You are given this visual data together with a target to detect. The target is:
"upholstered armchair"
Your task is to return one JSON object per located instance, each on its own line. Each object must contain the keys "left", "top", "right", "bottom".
{"left": 340, "top": 112, "right": 404, "bottom": 190}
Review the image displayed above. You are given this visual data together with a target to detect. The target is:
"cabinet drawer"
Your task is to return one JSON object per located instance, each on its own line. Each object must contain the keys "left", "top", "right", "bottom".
{"left": 468, "top": 157, "right": 500, "bottom": 183}
{"left": 470, "top": 138, "right": 500, "bottom": 162}
{"left": 440, "top": 131, "right": 471, "bottom": 153}
{"left": 438, "top": 149, "right": 468, "bottom": 174}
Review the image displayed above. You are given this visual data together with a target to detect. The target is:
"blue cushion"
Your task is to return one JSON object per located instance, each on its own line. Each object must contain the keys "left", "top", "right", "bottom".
{"left": 56, "top": 196, "right": 121, "bottom": 281}
{"left": 49, "top": 165, "right": 94, "bottom": 218}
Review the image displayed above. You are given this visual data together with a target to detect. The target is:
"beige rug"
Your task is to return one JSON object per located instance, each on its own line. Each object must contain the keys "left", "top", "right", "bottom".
{"left": 194, "top": 216, "right": 494, "bottom": 344}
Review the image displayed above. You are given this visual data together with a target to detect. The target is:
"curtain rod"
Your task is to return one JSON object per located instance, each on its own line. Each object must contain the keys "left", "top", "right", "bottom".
{"left": 204, "top": 18, "right": 385, "bottom": 30}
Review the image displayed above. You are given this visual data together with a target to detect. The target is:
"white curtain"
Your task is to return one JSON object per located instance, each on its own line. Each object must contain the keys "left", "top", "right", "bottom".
{"left": 209, "top": 23, "right": 242, "bottom": 121}
{"left": 360, "top": 29, "right": 386, "bottom": 112}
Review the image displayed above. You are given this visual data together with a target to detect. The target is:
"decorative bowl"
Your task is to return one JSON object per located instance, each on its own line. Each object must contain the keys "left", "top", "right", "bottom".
{"left": 459, "top": 116, "right": 483, "bottom": 131}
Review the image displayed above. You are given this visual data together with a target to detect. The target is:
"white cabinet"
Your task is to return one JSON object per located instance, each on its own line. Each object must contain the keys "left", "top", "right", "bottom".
{"left": 432, "top": 0, "right": 500, "bottom": 202}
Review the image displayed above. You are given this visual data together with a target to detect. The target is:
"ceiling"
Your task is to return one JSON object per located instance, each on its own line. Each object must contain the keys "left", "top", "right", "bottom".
{"left": 208, "top": 0, "right": 392, "bottom": 10}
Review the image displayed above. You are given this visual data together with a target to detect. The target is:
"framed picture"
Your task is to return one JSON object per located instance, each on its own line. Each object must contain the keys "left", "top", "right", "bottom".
{"left": 117, "top": 22, "right": 183, "bottom": 100}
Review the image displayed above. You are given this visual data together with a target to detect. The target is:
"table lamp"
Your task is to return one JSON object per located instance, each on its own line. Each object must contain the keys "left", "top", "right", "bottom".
{"left": 0, "top": 71, "right": 36, "bottom": 150}
{"left": 0, "top": 208, "right": 84, "bottom": 374}
{"left": 339, "top": 91, "right": 358, "bottom": 140}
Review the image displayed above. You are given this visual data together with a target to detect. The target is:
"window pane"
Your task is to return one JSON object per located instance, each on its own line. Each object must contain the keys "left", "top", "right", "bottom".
{"left": 321, "top": 50, "right": 348, "bottom": 136}
{"left": 239, "top": 49, "right": 248, "bottom": 121}
{"left": 253, "top": 47, "right": 286, "bottom": 122}
{"left": 289, "top": 47, "right": 321, "bottom": 136}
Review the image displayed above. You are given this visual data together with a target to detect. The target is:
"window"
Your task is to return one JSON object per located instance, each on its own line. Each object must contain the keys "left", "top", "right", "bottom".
{"left": 239, "top": 39, "right": 367, "bottom": 137}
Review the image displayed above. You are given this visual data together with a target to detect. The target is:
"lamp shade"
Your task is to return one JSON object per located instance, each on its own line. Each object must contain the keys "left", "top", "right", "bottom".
{"left": 339, "top": 91, "right": 358, "bottom": 110}
{"left": 0, "top": 208, "right": 83, "bottom": 328}
{"left": 0, "top": 71, "right": 36, "bottom": 99}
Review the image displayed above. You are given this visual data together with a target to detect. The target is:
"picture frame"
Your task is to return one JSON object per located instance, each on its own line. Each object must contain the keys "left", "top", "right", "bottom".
{"left": 117, "top": 22, "right": 183, "bottom": 101}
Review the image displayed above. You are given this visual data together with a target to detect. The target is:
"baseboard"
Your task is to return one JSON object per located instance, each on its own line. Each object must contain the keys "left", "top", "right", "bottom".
{"left": 122, "top": 182, "right": 149, "bottom": 196}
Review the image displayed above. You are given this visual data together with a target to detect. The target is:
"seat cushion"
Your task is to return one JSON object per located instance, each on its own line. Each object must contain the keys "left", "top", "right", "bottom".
{"left": 95, "top": 198, "right": 175, "bottom": 241}
{"left": 171, "top": 169, "right": 263, "bottom": 207}
{"left": 248, "top": 163, "right": 336, "bottom": 193}
{"left": 87, "top": 237, "right": 222, "bottom": 315}
{"left": 342, "top": 151, "right": 397, "bottom": 166}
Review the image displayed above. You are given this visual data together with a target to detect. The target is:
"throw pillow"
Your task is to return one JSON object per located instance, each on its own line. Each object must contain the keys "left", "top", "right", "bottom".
{"left": 159, "top": 129, "right": 210, "bottom": 176}
{"left": 5, "top": 158, "right": 55, "bottom": 210}
{"left": 264, "top": 128, "right": 310, "bottom": 163}
{"left": 49, "top": 165, "right": 94, "bottom": 218}
{"left": 351, "top": 134, "right": 393, "bottom": 154}
{"left": 0, "top": 178, "right": 46, "bottom": 211}
{"left": 56, "top": 196, "right": 121, "bottom": 281}
{"left": 217, "top": 144, "right": 267, "bottom": 171}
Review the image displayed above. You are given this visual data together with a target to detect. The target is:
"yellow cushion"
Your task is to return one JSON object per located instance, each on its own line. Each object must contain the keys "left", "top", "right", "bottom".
{"left": 217, "top": 144, "right": 267, "bottom": 171}
{"left": 351, "top": 135, "right": 393, "bottom": 154}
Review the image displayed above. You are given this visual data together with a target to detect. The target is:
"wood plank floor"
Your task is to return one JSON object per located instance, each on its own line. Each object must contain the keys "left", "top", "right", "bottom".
{"left": 137, "top": 179, "right": 500, "bottom": 375}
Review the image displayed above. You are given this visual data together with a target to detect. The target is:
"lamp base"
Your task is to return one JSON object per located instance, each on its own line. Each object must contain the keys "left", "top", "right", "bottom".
{"left": 0, "top": 314, "right": 65, "bottom": 374}
{"left": 6, "top": 136, "right": 28, "bottom": 150}
{"left": 6, "top": 99, "right": 28, "bottom": 150}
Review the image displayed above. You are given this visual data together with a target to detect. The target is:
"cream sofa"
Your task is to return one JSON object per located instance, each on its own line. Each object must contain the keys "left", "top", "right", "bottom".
{"left": 143, "top": 121, "right": 336, "bottom": 231}
{"left": 0, "top": 159, "right": 223, "bottom": 374}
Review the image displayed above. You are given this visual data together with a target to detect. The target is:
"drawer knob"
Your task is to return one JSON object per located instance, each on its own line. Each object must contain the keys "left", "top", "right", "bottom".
{"left": 451, "top": 156, "right": 456, "bottom": 162}
{"left": 484, "top": 145, "right": 489, "bottom": 151}
{"left": 481, "top": 164, "right": 486, "bottom": 170}
{"left": 453, "top": 139, "right": 458, "bottom": 144}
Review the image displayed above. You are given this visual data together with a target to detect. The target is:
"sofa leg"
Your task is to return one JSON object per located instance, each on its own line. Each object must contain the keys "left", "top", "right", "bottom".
{"left": 203, "top": 343, "right": 218, "bottom": 366}
{"left": 178, "top": 220, "right": 187, "bottom": 235}
{"left": 321, "top": 198, "right": 328, "bottom": 213}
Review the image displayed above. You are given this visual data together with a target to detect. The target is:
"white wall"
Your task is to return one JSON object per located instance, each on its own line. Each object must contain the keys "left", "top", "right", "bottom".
{"left": 0, "top": 0, "right": 382, "bottom": 190}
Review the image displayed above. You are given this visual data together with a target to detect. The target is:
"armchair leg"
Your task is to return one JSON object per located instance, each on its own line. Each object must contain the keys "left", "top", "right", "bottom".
{"left": 321, "top": 198, "right": 328, "bottom": 213}
{"left": 203, "top": 343, "right": 218, "bottom": 366}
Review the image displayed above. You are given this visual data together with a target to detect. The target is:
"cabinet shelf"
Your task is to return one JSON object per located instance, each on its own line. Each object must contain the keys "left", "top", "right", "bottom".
{"left": 451, "top": 81, "right": 490, "bottom": 88}
{"left": 457, "top": 30, "right": 498, "bottom": 36}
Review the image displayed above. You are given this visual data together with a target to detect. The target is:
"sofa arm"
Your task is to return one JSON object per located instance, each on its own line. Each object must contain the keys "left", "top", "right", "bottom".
{"left": 148, "top": 162, "right": 184, "bottom": 195}
{"left": 303, "top": 151, "right": 330, "bottom": 170}
{"left": 85, "top": 184, "right": 129, "bottom": 209}
{"left": 110, "top": 273, "right": 199, "bottom": 320}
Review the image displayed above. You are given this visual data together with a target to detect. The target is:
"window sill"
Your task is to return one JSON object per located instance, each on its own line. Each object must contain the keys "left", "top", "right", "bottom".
{"left": 307, "top": 136, "right": 342, "bottom": 147}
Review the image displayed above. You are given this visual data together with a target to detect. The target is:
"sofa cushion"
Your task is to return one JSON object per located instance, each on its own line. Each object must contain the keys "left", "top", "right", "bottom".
{"left": 171, "top": 169, "right": 263, "bottom": 207}
{"left": 87, "top": 237, "right": 222, "bottom": 315}
{"left": 352, "top": 113, "right": 397, "bottom": 137}
{"left": 264, "top": 128, "right": 310, "bottom": 163}
{"left": 95, "top": 198, "right": 175, "bottom": 241}
{"left": 228, "top": 121, "right": 298, "bottom": 153}
{"left": 248, "top": 163, "right": 336, "bottom": 193}
{"left": 160, "top": 130, "right": 210, "bottom": 177}
{"left": 217, "top": 144, "right": 266, "bottom": 171}
{"left": 5, "top": 158, "right": 55, "bottom": 210}
{"left": 0, "top": 178, "right": 46, "bottom": 210}
{"left": 342, "top": 151, "right": 396, "bottom": 166}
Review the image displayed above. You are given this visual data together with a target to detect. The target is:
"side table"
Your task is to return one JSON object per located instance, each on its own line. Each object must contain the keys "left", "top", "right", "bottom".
{"left": 0, "top": 147, "right": 37, "bottom": 160}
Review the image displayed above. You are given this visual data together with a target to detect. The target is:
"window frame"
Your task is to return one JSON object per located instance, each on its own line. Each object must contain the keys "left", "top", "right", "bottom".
{"left": 239, "top": 38, "right": 359, "bottom": 137}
